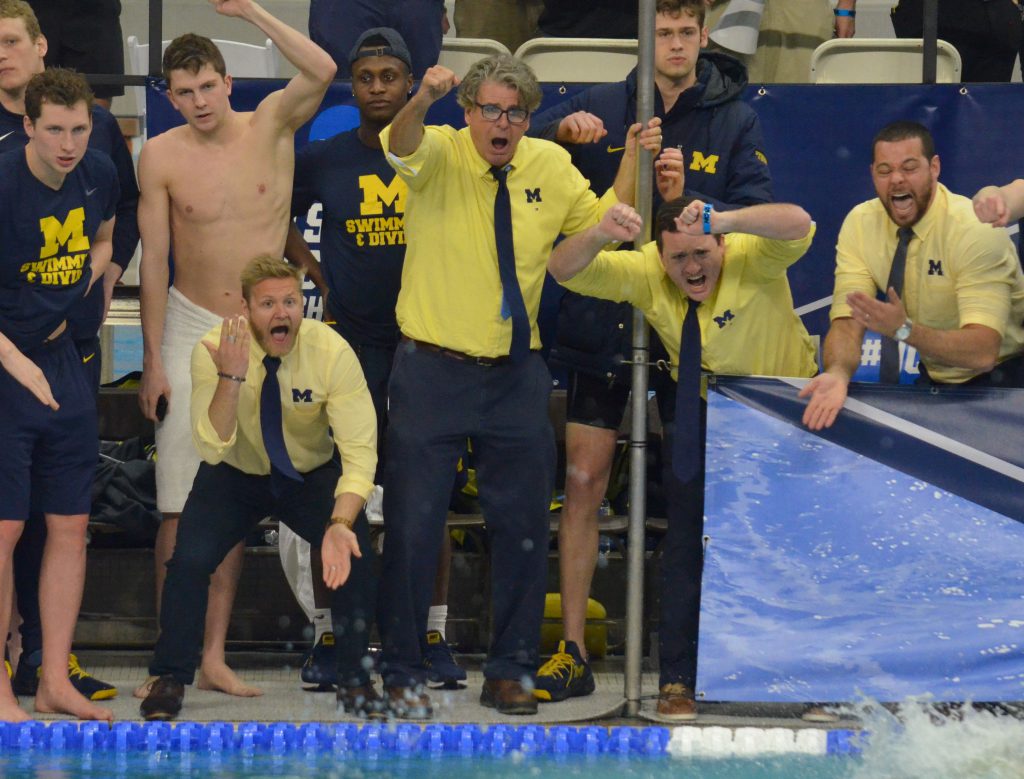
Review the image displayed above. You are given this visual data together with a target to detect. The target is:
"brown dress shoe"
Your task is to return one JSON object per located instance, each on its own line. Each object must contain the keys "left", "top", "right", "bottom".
{"left": 384, "top": 685, "right": 433, "bottom": 719}
{"left": 337, "top": 684, "right": 387, "bottom": 720}
{"left": 656, "top": 683, "right": 697, "bottom": 721}
{"left": 139, "top": 674, "right": 185, "bottom": 721}
{"left": 480, "top": 679, "right": 538, "bottom": 715}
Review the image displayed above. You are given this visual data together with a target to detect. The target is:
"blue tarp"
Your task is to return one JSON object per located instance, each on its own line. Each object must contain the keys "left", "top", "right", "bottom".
{"left": 697, "top": 378, "right": 1024, "bottom": 702}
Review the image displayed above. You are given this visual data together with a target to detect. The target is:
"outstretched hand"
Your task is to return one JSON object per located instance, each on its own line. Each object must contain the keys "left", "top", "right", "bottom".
{"left": 1, "top": 348, "right": 58, "bottom": 410}
{"left": 202, "top": 315, "right": 251, "bottom": 377}
{"left": 321, "top": 523, "right": 362, "bottom": 589}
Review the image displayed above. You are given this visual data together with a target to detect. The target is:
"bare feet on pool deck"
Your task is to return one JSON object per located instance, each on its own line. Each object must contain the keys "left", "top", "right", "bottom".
{"left": 196, "top": 663, "right": 263, "bottom": 697}
{"left": 35, "top": 678, "right": 114, "bottom": 723}
{"left": 0, "top": 691, "right": 31, "bottom": 723}
{"left": 133, "top": 675, "right": 158, "bottom": 699}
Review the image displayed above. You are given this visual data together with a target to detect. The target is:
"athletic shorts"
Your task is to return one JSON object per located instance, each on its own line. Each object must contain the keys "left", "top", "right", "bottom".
{"left": 565, "top": 369, "right": 631, "bottom": 431}
{"left": 0, "top": 334, "right": 97, "bottom": 519}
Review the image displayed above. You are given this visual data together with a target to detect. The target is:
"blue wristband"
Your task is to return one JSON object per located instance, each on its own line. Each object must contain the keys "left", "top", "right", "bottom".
{"left": 702, "top": 203, "right": 713, "bottom": 234}
{"left": 834, "top": 8, "right": 855, "bottom": 17}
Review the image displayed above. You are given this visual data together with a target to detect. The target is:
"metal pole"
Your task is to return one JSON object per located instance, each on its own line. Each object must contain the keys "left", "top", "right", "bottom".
{"left": 922, "top": 0, "right": 937, "bottom": 84}
{"left": 148, "top": 0, "right": 163, "bottom": 76}
{"left": 625, "top": 0, "right": 656, "bottom": 717}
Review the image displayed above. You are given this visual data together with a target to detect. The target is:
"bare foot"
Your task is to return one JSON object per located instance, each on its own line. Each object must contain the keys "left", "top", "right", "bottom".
{"left": 133, "top": 675, "right": 159, "bottom": 699}
{"left": 35, "top": 679, "right": 114, "bottom": 722}
{"left": 196, "top": 663, "right": 263, "bottom": 697}
{"left": 0, "top": 695, "right": 31, "bottom": 723}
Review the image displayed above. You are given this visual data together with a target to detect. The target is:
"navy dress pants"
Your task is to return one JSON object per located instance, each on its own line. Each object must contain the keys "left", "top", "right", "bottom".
{"left": 378, "top": 343, "right": 555, "bottom": 686}
{"left": 149, "top": 460, "right": 377, "bottom": 688}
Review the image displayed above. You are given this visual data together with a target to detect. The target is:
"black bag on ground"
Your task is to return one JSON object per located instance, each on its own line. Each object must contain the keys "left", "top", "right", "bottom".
{"left": 90, "top": 437, "right": 160, "bottom": 547}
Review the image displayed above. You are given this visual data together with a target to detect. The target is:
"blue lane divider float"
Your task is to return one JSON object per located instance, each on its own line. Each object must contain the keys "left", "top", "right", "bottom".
{"left": 0, "top": 722, "right": 672, "bottom": 757}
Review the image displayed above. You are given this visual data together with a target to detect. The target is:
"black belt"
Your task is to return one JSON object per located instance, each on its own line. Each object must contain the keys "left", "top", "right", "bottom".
{"left": 402, "top": 337, "right": 511, "bottom": 367}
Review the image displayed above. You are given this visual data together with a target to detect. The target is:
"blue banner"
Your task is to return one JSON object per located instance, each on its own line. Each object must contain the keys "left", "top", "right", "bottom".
{"left": 696, "top": 377, "right": 1024, "bottom": 702}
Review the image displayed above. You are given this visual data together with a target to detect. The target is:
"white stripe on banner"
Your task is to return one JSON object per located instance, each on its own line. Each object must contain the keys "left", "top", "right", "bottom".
{"left": 794, "top": 295, "right": 833, "bottom": 317}
{"left": 780, "top": 378, "right": 1024, "bottom": 483}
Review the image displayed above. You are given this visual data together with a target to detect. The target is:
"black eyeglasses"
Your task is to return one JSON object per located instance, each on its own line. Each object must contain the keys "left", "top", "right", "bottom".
{"left": 474, "top": 102, "right": 529, "bottom": 125}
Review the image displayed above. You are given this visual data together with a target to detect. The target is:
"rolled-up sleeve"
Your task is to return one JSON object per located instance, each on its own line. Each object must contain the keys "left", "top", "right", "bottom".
{"left": 324, "top": 345, "right": 377, "bottom": 499}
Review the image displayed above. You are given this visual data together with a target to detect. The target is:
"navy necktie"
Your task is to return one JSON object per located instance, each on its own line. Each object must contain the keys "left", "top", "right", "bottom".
{"left": 261, "top": 355, "right": 303, "bottom": 495}
{"left": 491, "top": 165, "right": 530, "bottom": 361}
{"left": 672, "top": 301, "right": 702, "bottom": 483}
{"left": 879, "top": 226, "right": 915, "bottom": 384}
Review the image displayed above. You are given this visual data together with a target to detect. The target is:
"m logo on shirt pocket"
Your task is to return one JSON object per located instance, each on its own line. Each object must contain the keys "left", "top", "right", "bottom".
{"left": 525, "top": 187, "right": 542, "bottom": 203}
{"left": 292, "top": 388, "right": 314, "bottom": 403}
{"left": 927, "top": 259, "right": 944, "bottom": 276}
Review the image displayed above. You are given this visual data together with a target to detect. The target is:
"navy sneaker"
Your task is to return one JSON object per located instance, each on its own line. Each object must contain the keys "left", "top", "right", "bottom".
{"left": 533, "top": 640, "right": 595, "bottom": 702}
{"left": 12, "top": 650, "right": 118, "bottom": 701}
{"left": 421, "top": 630, "right": 466, "bottom": 687}
{"left": 301, "top": 632, "right": 338, "bottom": 690}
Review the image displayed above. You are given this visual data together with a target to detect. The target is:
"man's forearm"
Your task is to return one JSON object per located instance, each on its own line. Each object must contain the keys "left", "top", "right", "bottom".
{"left": 205, "top": 377, "right": 242, "bottom": 442}
{"left": 822, "top": 317, "right": 864, "bottom": 380}
{"left": 238, "top": 0, "right": 335, "bottom": 81}
{"left": 712, "top": 203, "right": 811, "bottom": 241}
{"left": 284, "top": 223, "right": 327, "bottom": 294}
{"left": 386, "top": 96, "right": 431, "bottom": 157}
{"left": 549, "top": 225, "right": 611, "bottom": 282}
{"left": 907, "top": 322, "right": 1001, "bottom": 373}
{"left": 330, "top": 492, "right": 366, "bottom": 527}
{"left": 139, "top": 252, "right": 169, "bottom": 367}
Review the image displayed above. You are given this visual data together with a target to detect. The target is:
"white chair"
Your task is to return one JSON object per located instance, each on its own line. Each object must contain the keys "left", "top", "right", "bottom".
{"left": 809, "top": 38, "right": 962, "bottom": 84}
{"left": 126, "top": 34, "right": 280, "bottom": 79}
{"left": 514, "top": 38, "right": 638, "bottom": 83}
{"left": 126, "top": 34, "right": 280, "bottom": 133}
{"left": 438, "top": 37, "right": 511, "bottom": 78}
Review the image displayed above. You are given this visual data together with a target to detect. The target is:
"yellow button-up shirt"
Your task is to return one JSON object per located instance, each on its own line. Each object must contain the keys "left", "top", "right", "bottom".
{"left": 564, "top": 228, "right": 818, "bottom": 381}
{"left": 832, "top": 183, "right": 1024, "bottom": 383}
{"left": 191, "top": 319, "right": 377, "bottom": 500}
{"left": 381, "top": 123, "right": 617, "bottom": 358}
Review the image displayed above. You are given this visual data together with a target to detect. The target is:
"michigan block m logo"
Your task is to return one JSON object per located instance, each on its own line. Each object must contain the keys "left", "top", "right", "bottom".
{"left": 689, "top": 151, "right": 719, "bottom": 174}
{"left": 713, "top": 310, "right": 735, "bottom": 328}
{"left": 292, "top": 388, "right": 313, "bottom": 403}
{"left": 39, "top": 207, "right": 88, "bottom": 258}
{"left": 928, "top": 259, "right": 943, "bottom": 276}
{"left": 525, "top": 187, "right": 542, "bottom": 203}
{"left": 358, "top": 174, "right": 406, "bottom": 216}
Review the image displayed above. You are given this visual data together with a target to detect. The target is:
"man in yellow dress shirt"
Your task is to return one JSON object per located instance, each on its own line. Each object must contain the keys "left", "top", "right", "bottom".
{"left": 801, "top": 121, "right": 1024, "bottom": 432}
{"left": 548, "top": 195, "right": 815, "bottom": 719}
{"left": 375, "top": 52, "right": 658, "bottom": 718}
{"left": 139, "top": 257, "right": 379, "bottom": 721}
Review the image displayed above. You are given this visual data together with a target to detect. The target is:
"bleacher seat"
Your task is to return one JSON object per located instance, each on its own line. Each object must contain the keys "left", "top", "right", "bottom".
{"left": 438, "top": 37, "right": 511, "bottom": 77}
{"left": 809, "top": 38, "right": 962, "bottom": 84}
{"left": 514, "top": 38, "right": 637, "bottom": 83}
{"left": 126, "top": 34, "right": 280, "bottom": 135}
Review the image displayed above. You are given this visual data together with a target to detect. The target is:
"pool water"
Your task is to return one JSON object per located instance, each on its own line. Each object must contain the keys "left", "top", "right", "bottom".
{"left": 0, "top": 752, "right": 853, "bottom": 779}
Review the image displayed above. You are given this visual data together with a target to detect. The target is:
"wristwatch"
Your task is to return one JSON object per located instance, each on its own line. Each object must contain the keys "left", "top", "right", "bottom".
{"left": 894, "top": 317, "right": 913, "bottom": 342}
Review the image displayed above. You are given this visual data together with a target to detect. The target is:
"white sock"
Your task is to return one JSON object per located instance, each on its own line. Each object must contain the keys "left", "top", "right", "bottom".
{"left": 312, "top": 608, "right": 332, "bottom": 643}
{"left": 427, "top": 605, "right": 448, "bottom": 638}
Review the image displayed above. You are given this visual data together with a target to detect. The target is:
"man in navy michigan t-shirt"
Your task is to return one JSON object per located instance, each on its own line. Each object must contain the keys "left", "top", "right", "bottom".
{"left": 0, "top": 68, "right": 118, "bottom": 723}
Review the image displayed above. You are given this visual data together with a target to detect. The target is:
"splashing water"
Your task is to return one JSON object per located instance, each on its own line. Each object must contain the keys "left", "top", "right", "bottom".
{"left": 847, "top": 696, "right": 1024, "bottom": 779}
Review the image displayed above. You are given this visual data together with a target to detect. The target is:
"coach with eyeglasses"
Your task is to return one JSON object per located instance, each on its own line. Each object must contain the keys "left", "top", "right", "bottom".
{"left": 374, "top": 52, "right": 660, "bottom": 718}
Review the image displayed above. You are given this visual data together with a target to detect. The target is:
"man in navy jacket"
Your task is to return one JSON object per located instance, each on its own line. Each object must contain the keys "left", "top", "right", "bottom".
{"left": 528, "top": 0, "right": 771, "bottom": 717}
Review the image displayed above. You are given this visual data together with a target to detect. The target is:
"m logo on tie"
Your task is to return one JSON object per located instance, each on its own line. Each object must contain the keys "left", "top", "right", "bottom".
{"left": 928, "top": 259, "right": 944, "bottom": 276}
{"left": 713, "top": 309, "right": 734, "bottom": 328}
{"left": 358, "top": 174, "right": 406, "bottom": 216}
{"left": 292, "top": 388, "right": 313, "bottom": 403}
{"left": 525, "top": 187, "right": 542, "bottom": 203}
{"left": 689, "top": 151, "right": 719, "bottom": 174}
